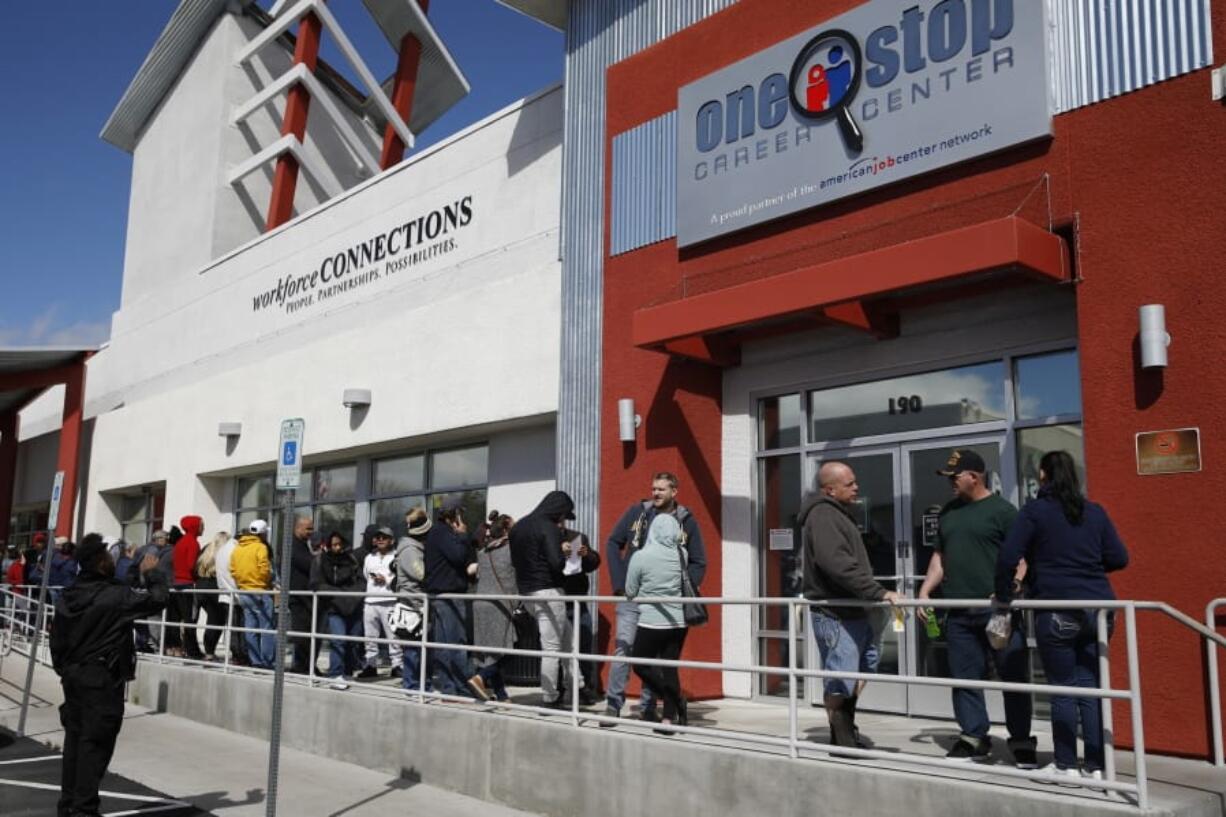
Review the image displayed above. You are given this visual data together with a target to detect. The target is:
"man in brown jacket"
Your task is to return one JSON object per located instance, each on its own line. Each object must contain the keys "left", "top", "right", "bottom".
{"left": 799, "top": 461, "right": 899, "bottom": 748}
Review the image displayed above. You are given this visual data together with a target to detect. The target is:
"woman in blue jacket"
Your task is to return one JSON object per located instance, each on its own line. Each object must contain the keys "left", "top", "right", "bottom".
{"left": 996, "top": 451, "right": 1129, "bottom": 781}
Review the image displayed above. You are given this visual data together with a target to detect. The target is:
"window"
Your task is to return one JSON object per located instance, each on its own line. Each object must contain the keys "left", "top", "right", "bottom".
{"left": 807, "top": 361, "right": 1007, "bottom": 442}
{"left": 117, "top": 488, "right": 165, "bottom": 547}
{"left": 233, "top": 444, "right": 490, "bottom": 545}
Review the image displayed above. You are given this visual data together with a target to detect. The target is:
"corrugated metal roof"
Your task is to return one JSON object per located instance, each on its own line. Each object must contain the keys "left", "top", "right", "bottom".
{"left": 493, "top": 0, "right": 567, "bottom": 31}
{"left": 0, "top": 348, "right": 93, "bottom": 416}
{"left": 102, "top": 0, "right": 470, "bottom": 154}
{"left": 100, "top": 0, "right": 231, "bottom": 152}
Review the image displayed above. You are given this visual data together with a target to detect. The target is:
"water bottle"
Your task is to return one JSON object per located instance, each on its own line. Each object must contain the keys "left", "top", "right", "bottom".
{"left": 924, "top": 607, "right": 941, "bottom": 639}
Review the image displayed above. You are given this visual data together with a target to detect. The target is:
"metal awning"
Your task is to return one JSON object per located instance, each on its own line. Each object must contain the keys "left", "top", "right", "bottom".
{"left": 631, "top": 217, "right": 1071, "bottom": 367}
{"left": 0, "top": 348, "right": 94, "bottom": 416}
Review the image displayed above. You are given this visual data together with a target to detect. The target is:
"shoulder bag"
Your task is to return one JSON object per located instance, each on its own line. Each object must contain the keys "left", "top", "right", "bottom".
{"left": 676, "top": 546, "right": 708, "bottom": 627}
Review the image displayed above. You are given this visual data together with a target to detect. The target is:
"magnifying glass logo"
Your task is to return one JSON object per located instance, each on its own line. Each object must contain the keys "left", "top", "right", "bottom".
{"left": 788, "top": 28, "right": 864, "bottom": 154}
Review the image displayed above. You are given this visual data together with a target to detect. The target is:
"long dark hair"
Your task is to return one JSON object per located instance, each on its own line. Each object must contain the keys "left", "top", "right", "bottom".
{"left": 1040, "top": 450, "right": 1084, "bottom": 525}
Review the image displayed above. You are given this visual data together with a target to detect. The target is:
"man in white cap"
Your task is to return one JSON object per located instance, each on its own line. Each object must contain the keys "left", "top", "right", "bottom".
{"left": 231, "top": 520, "right": 275, "bottom": 668}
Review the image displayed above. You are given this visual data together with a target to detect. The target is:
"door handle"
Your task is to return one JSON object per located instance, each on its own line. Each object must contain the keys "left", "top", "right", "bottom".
{"left": 897, "top": 540, "right": 911, "bottom": 560}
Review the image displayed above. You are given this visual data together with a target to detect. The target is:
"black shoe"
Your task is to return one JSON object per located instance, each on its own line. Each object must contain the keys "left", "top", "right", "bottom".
{"left": 355, "top": 666, "right": 378, "bottom": 680}
{"left": 1013, "top": 746, "right": 1039, "bottom": 769}
{"left": 390, "top": 666, "right": 403, "bottom": 679}
{"left": 639, "top": 709, "right": 660, "bottom": 723}
{"left": 946, "top": 738, "right": 991, "bottom": 762}
{"left": 578, "top": 689, "right": 600, "bottom": 706}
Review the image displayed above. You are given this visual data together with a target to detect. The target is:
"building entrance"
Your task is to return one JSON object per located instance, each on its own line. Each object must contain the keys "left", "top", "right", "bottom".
{"left": 753, "top": 347, "right": 1083, "bottom": 719}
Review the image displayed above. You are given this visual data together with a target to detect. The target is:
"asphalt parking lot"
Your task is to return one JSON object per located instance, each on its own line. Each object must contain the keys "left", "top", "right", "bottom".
{"left": 0, "top": 727, "right": 209, "bottom": 816}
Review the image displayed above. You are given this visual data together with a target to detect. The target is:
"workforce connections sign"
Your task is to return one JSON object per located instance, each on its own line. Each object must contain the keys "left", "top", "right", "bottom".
{"left": 676, "top": 0, "right": 1051, "bottom": 246}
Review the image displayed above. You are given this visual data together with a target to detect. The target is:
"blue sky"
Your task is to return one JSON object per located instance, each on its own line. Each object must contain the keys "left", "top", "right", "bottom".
{"left": 0, "top": 1, "right": 562, "bottom": 348}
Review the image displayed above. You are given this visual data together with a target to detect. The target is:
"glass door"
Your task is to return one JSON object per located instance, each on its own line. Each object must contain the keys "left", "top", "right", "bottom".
{"left": 900, "top": 435, "right": 1010, "bottom": 718}
{"left": 803, "top": 447, "right": 907, "bottom": 713}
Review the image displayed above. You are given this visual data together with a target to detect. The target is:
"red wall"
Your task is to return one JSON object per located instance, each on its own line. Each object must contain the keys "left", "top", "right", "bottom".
{"left": 600, "top": 0, "right": 1226, "bottom": 755}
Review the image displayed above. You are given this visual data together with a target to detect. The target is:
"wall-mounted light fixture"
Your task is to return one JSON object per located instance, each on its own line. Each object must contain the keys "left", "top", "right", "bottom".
{"left": 342, "top": 388, "right": 372, "bottom": 409}
{"left": 618, "top": 398, "right": 641, "bottom": 442}
{"left": 218, "top": 422, "right": 242, "bottom": 438}
{"left": 1139, "top": 304, "right": 1171, "bottom": 369}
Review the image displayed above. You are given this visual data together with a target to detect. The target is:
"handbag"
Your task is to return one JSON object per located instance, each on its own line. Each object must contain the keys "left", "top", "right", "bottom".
{"left": 388, "top": 603, "right": 422, "bottom": 639}
{"left": 488, "top": 549, "right": 536, "bottom": 645}
{"left": 677, "top": 545, "right": 709, "bottom": 627}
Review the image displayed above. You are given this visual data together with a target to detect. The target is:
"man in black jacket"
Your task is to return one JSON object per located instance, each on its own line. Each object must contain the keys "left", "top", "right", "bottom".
{"left": 288, "top": 515, "right": 315, "bottom": 673}
{"left": 50, "top": 533, "right": 168, "bottom": 817}
{"left": 425, "top": 501, "right": 477, "bottom": 696}
{"left": 799, "top": 461, "right": 899, "bottom": 748}
{"left": 510, "top": 490, "right": 582, "bottom": 707}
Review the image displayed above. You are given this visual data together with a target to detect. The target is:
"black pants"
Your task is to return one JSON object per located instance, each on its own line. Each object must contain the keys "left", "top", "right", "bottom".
{"left": 227, "top": 602, "right": 250, "bottom": 664}
{"left": 196, "top": 581, "right": 226, "bottom": 656}
{"left": 168, "top": 588, "right": 201, "bottom": 657}
{"left": 58, "top": 678, "right": 124, "bottom": 816}
{"left": 289, "top": 599, "right": 312, "bottom": 672}
{"left": 631, "top": 626, "right": 688, "bottom": 720}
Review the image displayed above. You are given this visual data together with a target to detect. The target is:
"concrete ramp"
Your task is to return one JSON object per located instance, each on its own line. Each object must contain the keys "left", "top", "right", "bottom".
{"left": 129, "top": 662, "right": 1225, "bottom": 817}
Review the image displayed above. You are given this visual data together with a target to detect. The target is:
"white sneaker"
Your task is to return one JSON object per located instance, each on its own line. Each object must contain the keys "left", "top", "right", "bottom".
{"left": 328, "top": 680, "right": 350, "bottom": 691}
{"left": 1040, "top": 763, "right": 1083, "bottom": 787}
{"left": 1081, "top": 768, "right": 1106, "bottom": 792}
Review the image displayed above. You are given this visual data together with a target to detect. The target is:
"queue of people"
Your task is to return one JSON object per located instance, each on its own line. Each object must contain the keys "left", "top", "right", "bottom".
{"left": 804, "top": 448, "right": 1128, "bottom": 782}
{"left": 3, "top": 448, "right": 1127, "bottom": 772}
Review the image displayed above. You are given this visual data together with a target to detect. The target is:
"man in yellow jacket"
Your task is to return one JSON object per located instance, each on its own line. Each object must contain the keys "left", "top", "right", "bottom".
{"left": 232, "top": 520, "right": 276, "bottom": 668}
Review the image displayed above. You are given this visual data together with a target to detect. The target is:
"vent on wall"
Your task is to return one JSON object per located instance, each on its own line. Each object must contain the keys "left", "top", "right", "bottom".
{"left": 610, "top": 111, "right": 677, "bottom": 256}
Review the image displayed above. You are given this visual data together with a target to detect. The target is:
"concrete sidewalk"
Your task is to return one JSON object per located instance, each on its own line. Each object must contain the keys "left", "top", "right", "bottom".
{"left": 0, "top": 655, "right": 540, "bottom": 817}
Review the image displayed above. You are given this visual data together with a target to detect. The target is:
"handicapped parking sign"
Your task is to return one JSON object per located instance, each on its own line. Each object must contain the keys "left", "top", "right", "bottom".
{"left": 275, "top": 419, "right": 305, "bottom": 491}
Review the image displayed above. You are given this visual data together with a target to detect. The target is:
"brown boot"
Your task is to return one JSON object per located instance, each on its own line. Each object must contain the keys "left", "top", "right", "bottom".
{"left": 823, "top": 694, "right": 856, "bottom": 747}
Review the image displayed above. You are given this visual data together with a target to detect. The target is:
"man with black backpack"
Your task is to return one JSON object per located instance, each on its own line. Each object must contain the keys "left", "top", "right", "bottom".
{"left": 601, "top": 472, "right": 706, "bottom": 725}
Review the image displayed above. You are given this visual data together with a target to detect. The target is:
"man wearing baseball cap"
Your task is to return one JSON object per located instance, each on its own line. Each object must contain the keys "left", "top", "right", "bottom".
{"left": 917, "top": 448, "right": 1036, "bottom": 767}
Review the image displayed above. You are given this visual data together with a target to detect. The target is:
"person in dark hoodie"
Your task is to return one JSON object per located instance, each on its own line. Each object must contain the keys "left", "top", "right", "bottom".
{"left": 799, "top": 461, "right": 899, "bottom": 748}
{"left": 50, "top": 532, "right": 168, "bottom": 817}
{"left": 509, "top": 490, "right": 584, "bottom": 708}
{"left": 48, "top": 539, "right": 79, "bottom": 601}
{"left": 310, "top": 531, "right": 365, "bottom": 689}
{"left": 169, "top": 515, "right": 204, "bottom": 660}
{"left": 425, "top": 500, "right": 478, "bottom": 696}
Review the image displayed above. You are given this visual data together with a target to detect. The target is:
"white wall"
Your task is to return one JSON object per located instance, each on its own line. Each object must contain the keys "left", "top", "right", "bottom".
{"left": 487, "top": 424, "right": 556, "bottom": 521}
{"left": 50, "top": 86, "right": 563, "bottom": 534}
{"left": 719, "top": 286, "right": 1077, "bottom": 697}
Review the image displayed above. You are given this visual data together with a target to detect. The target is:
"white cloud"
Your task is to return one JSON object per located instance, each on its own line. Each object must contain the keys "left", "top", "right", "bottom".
{"left": 0, "top": 303, "right": 110, "bottom": 348}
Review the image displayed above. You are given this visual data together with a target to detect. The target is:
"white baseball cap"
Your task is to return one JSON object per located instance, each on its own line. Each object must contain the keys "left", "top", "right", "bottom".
{"left": 248, "top": 519, "right": 269, "bottom": 535}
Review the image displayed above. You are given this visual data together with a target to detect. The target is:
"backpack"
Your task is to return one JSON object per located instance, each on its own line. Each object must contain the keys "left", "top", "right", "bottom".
{"left": 629, "top": 500, "right": 691, "bottom": 551}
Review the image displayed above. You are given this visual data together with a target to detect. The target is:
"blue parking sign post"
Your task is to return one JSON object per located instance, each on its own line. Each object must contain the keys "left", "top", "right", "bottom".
{"left": 267, "top": 419, "right": 304, "bottom": 817}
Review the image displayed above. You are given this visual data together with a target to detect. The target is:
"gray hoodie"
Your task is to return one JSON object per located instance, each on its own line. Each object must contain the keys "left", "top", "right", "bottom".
{"left": 395, "top": 535, "right": 426, "bottom": 611}
{"left": 625, "top": 514, "right": 686, "bottom": 629}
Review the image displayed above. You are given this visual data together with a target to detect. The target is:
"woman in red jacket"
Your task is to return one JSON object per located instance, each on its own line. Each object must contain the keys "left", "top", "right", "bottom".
{"left": 168, "top": 515, "right": 205, "bottom": 659}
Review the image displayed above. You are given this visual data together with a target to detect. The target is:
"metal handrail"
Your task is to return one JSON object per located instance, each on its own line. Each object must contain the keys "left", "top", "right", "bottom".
{"left": 1207, "top": 598, "right": 1226, "bottom": 767}
{"left": 7, "top": 584, "right": 1226, "bottom": 808}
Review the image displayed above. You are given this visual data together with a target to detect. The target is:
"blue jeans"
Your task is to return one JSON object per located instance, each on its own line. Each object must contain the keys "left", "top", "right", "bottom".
{"left": 605, "top": 601, "right": 657, "bottom": 713}
{"left": 401, "top": 620, "right": 430, "bottom": 692}
{"left": 239, "top": 593, "right": 276, "bottom": 669}
{"left": 810, "top": 609, "right": 874, "bottom": 697}
{"left": 479, "top": 658, "right": 510, "bottom": 700}
{"left": 429, "top": 598, "right": 471, "bottom": 695}
{"left": 945, "top": 610, "right": 1033, "bottom": 745}
{"left": 1036, "top": 609, "right": 1112, "bottom": 770}
{"left": 325, "top": 610, "right": 363, "bottom": 678}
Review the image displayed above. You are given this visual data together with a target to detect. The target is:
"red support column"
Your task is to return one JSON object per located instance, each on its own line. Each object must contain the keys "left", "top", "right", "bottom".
{"left": 0, "top": 411, "right": 18, "bottom": 548}
{"left": 379, "top": 0, "right": 429, "bottom": 169}
{"left": 53, "top": 363, "right": 85, "bottom": 539}
{"left": 265, "top": 11, "right": 324, "bottom": 232}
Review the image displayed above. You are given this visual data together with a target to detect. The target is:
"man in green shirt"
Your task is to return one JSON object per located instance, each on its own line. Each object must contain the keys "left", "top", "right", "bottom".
{"left": 918, "top": 449, "right": 1037, "bottom": 767}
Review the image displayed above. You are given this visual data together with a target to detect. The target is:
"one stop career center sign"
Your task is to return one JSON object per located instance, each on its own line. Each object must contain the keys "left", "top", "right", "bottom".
{"left": 676, "top": 0, "right": 1052, "bottom": 247}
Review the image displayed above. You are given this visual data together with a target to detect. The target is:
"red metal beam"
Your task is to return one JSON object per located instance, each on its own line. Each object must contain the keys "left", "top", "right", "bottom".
{"left": 632, "top": 216, "right": 1069, "bottom": 349}
{"left": 0, "top": 411, "right": 18, "bottom": 548}
{"left": 380, "top": 0, "right": 429, "bottom": 169}
{"left": 265, "top": 11, "right": 323, "bottom": 232}
{"left": 821, "top": 301, "right": 900, "bottom": 339}
{"left": 53, "top": 363, "right": 85, "bottom": 539}
{"left": 660, "top": 335, "right": 740, "bottom": 367}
